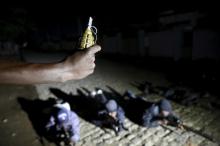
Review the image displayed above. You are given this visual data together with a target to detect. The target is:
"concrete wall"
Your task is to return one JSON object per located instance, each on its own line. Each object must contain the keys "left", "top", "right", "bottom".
{"left": 102, "top": 33, "right": 122, "bottom": 54}
{"left": 148, "top": 30, "right": 183, "bottom": 60}
{"left": 122, "top": 37, "right": 138, "bottom": 56}
{"left": 0, "top": 42, "right": 19, "bottom": 56}
{"left": 102, "top": 29, "right": 220, "bottom": 61}
{"left": 193, "top": 30, "right": 220, "bottom": 60}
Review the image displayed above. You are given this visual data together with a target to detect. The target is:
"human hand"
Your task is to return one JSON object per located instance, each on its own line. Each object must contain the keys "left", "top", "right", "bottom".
{"left": 61, "top": 45, "right": 101, "bottom": 81}
{"left": 159, "top": 119, "right": 169, "bottom": 125}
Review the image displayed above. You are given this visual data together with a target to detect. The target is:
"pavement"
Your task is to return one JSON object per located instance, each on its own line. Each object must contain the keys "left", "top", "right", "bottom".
{"left": 0, "top": 58, "right": 219, "bottom": 146}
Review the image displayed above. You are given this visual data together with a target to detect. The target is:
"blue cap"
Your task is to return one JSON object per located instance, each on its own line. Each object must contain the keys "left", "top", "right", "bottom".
{"left": 159, "top": 99, "right": 172, "bottom": 112}
{"left": 105, "top": 100, "right": 117, "bottom": 112}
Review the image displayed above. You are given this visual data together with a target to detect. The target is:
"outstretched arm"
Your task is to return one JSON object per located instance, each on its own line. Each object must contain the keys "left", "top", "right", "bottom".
{"left": 0, "top": 45, "right": 101, "bottom": 84}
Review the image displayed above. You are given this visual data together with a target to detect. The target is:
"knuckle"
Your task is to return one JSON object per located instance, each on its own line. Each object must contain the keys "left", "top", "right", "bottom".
{"left": 91, "top": 57, "right": 95, "bottom": 62}
{"left": 90, "top": 69, "right": 94, "bottom": 74}
{"left": 97, "top": 45, "right": 101, "bottom": 50}
{"left": 92, "top": 63, "right": 96, "bottom": 68}
{"left": 95, "top": 45, "right": 101, "bottom": 50}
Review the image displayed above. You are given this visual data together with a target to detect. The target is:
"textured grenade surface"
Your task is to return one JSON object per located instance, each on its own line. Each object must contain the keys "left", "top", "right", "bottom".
{"left": 80, "top": 28, "right": 95, "bottom": 49}
{"left": 80, "top": 17, "right": 96, "bottom": 49}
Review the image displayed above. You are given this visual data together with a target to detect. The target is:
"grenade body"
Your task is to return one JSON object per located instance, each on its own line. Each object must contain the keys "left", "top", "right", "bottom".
{"left": 80, "top": 28, "right": 95, "bottom": 49}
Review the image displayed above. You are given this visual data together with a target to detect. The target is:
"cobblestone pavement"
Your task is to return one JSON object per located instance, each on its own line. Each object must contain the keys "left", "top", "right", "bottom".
{"left": 0, "top": 59, "right": 220, "bottom": 146}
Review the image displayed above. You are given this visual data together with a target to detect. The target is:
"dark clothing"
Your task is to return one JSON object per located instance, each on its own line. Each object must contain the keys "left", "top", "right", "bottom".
{"left": 92, "top": 91, "right": 126, "bottom": 133}
{"left": 46, "top": 103, "right": 80, "bottom": 143}
{"left": 97, "top": 106, "right": 125, "bottom": 125}
{"left": 142, "top": 99, "right": 178, "bottom": 128}
{"left": 94, "top": 92, "right": 125, "bottom": 124}
{"left": 142, "top": 103, "right": 161, "bottom": 127}
{"left": 94, "top": 93, "right": 108, "bottom": 105}
{"left": 94, "top": 106, "right": 126, "bottom": 134}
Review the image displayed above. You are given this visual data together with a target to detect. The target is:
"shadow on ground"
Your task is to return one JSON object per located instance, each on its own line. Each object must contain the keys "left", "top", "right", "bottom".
{"left": 17, "top": 97, "right": 58, "bottom": 145}
{"left": 105, "top": 86, "right": 153, "bottom": 126}
{"left": 50, "top": 87, "right": 153, "bottom": 126}
{"left": 18, "top": 86, "right": 155, "bottom": 145}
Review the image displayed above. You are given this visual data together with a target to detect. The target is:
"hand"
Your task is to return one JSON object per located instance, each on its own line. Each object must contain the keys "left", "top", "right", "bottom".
{"left": 62, "top": 45, "right": 101, "bottom": 81}
{"left": 0, "top": 45, "right": 101, "bottom": 84}
{"left": 159, "top": 120, "right": 169, "bottom": 125}
{"left": 177, "top": 123, "right": 184, "bottom": 130}
{"left": 69, "top": 141, "right": 75, "bottom": 146}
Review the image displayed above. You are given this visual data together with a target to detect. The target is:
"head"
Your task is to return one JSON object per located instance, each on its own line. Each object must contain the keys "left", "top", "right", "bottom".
{"left": 56, "top": 108, "right": 69, "bottom": 125}
{"left": 105, "top": 100, "right": 117, "bottom": 116}
{"left": 159, "top": 99, "right": 172, "bottom": 117}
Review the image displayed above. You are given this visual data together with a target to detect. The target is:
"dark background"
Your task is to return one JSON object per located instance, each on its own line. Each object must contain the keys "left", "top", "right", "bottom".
{"left": 0, "top": 4, "right": 219, "bottom": 95}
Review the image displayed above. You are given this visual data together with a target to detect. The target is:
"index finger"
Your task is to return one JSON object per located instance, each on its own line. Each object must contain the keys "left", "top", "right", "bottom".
{"left": 87, "top": 45, "right": 101, "bottom": 55}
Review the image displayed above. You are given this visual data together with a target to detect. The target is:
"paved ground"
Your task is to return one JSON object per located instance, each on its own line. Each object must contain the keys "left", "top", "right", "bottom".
{"left": 0, "top": 58, "right": 220, "bottom": 146}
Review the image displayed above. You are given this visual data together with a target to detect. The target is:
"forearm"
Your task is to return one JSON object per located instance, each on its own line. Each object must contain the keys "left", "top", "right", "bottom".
{"left": 0, "top": 61, "right": 69, "bottom": 84}
{"left": 0, "top": 45, "right": 101, "bottom": 84}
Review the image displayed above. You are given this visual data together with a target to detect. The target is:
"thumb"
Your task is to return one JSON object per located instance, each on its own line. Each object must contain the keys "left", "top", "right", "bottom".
{"left": 87, "top": 45, "right": 101, "bottom": 55}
